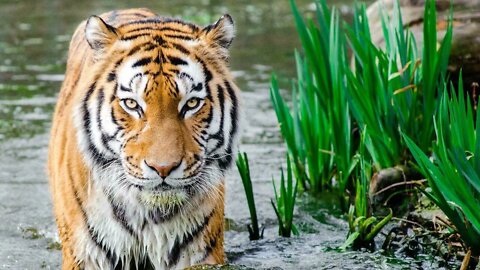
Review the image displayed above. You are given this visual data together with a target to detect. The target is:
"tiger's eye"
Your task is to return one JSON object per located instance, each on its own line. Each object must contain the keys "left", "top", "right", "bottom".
{"left": 124, "top": 99, "right": 138, "bottom": 109}
{"left": 186, "top": 98, "right": 199, "bottom": 109}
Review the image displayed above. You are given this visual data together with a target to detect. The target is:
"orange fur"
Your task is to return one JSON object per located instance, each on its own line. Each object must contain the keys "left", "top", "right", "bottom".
{"left": 48, "top": 8, "right": 239, "bottom": 269}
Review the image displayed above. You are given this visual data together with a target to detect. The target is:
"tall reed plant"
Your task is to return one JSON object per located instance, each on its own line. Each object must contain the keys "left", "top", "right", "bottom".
{"left": 271, "top": 0, "right": 452, "bottom": 192}
{"left": 271, "top": 155, "right": 299, "bottom": 237}
{"left": 270, "top": 0, "right": 355, "bottom": 194}
{"left": 404, "top": 78, "right": 480, "bottom": 259}
{"left": 236, "top": 152, "right": 262, "bottom": 240}
{"left": 346, "top": 0, "right": 453, "bottom": 169}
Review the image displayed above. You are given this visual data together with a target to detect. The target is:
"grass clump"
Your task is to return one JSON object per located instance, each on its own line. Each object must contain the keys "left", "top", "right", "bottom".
{"left": 404, "top": 77, "right": 480, "bottom": 264}
{"left": 271, "top": 0, "right": 453, "bottom": 195}
{"left": 271, "top": 155, "right": 299, "bottom": 237}
{"left": 342, "top": 141, "right": 392, "bottom": 250}
{"left": 346, "top": 0, "right": 452, "bottom": 170}
{"left": 270, "top": 0, "right": 457, "bottom": 252}
{"left": 236, "top": 152, "right": 263, "bottom": 240}
{"left": 270, "top": 0, "right": 356, "bottom": 195}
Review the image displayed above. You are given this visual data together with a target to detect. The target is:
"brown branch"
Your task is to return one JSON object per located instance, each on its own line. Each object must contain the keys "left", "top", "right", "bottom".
{"left": 372, "top": 179, "right": 427, "bottom": 196}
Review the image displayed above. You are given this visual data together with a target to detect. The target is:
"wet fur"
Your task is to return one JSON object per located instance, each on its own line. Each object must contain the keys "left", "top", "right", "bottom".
{"left": 48, "top": 8, "right": 240, "bottom": 269}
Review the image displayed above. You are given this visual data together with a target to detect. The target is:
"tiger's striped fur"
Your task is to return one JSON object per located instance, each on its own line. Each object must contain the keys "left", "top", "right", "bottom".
{"left": 48, "top": 8, "right": 241, "bottom": 270}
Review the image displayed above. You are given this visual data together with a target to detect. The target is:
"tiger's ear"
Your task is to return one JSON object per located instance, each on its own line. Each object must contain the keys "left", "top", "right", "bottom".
{"left": 85, "top": 15, "right": 118, "bottom": 51}
{"left": 200, "top": 14, "right": 235, "bottom": 58}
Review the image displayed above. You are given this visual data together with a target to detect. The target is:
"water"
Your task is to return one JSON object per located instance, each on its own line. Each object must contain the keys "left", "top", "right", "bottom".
{"left": 0, "top": 0, "right": 449, "bottom": 269}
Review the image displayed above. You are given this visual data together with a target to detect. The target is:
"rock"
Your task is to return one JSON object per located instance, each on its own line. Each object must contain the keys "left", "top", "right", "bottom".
{"left": 369, "top": 165, "right": 423, "bottom": 210}
{"left": 367, "top": 0, "right": 480, "bottom": 91}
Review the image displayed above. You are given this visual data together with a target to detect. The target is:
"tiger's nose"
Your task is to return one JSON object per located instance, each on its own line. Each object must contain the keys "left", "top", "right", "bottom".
{"left": 145, "top": 160, "right": 181, "bottom": 178}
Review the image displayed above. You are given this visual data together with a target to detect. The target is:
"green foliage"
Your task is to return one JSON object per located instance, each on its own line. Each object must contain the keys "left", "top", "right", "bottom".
{"left": 270, "top": 0, "right": 480, "bottom": 259}
{"left": 271, "top": 0, "right": 452, "bottom": 192}
{"left": 236, "top": 152, "right": 262, "bottom": 240}
{"left": 270, "top": 0, "right": 355, "bottom": 194}
{"left": 404, "top": 77, "right": 480, "bottom": 255}
{"left": 346, "top": 0, "right": 453, "bottom": 169}
{"left": 271, "top": 155, "right": 299, "bottom": 237}
{"left": 342, "top": 140, "right": 392, "bottom": 250}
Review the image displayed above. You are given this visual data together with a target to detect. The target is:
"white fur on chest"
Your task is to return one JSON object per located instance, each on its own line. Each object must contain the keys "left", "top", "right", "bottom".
{"left": 74, "top": 169, "right": 216, "bottom": 270}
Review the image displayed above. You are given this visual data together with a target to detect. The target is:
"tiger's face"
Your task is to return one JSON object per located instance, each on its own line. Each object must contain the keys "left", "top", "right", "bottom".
{"left": 78, "top": 14, "right": 240, "bottom": 209}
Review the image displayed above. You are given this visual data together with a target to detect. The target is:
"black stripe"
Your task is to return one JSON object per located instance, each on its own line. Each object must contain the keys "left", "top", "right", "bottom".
{"left": 164, "top": 34, "right": 193, "bottom": 40}
{"left": 195, "top": 57, "right": 213, "bottom": 104}
{"left": 129, "top": 73, "right": 143, "bottom": 88}
{"left": 125, "top": 42, "right": 159, "bottom": 59}
{"left": 220, "top": 81, "right": 238, "bottom": 170}
{"left": 107, "top": 71, "right": 116, "bottom": 82}
{"left": 169, "top": 87, "right": 179, "bottom": 99}
{"left": 67, "top": 162, "right": 89, "bottom": 267}
{"left": 225, "top": 81, "right": 238, "bottom": 137}
{"left": 96, "top": 89, "right": 117, "bottom": 156}
{"left": 168, "top": 56, "right": 187, "bottom": 66}
{"left": 169, "top": 81, "right": 179, "bottom": 99}
{"left": 210, "top": 85, "right": 225, "bottom": 148}
{"left": 143, "top": 42, "right": 158, "bottom": 52}
{"left": 107, "top": 192, "right": 137, "bottom": 237}
{"left": 158, "top": 50, "right": 168, "bottom": 65}
{"left": 121, "top": 257, "right": 155, "bottom": 270}
{"left": 120, "top": 85, "right": 132, "bottom": 92}
{"left": 153, "top": 54, "right": 161, "bottom": 64}
{"left": 104, "top": 23, "right": 118, "bottom": 37}
{"left": 202, "top": 223, "right": 222, "bottom": 263}
{"left": 119, "top": 18, "right": 163, "bottom": 27}
{"left": 88, "top": 225, "right": 118, "bottom": 267}
{"left": 125, "top": 26, "right": 156, "bottom": 33}
{"left": 125, "top": 26, "right": 191, "bottom": 35}
{"left": 194, "top": 57, "right": 216, "bottom": 159}
{"left": 67, "top": 160, "right": 117, "bottom": 268}
{"left": 114, "top": 58, "right": 124, "bottom": 68}
{"left": 167, "top": 210, "right": 214, "bottom": 266}
{"left": 158, "top": 26, "right": 192, "bottom": 33}
{"left": 110, "top": 108, "right": 119, "bottom": 126}
{"left": 110, "top": 85, "right": 117, "bottom": 102}
{"left": 121, "top": 33, "right": 151, "bottom": 41}
{"left": 203, "top": 104, "right": 214, "bottom": 126}
{"left": 179, "top": 72, "right": 193, "bottom": 82}
{"left": 67, "top": 161, "right": 87, "bottom": 221}
{"left": 83, "top": 83, "right": 113, "bottom": 167}
{"left": 153, "top": 36, "right": 166, "bottom": 46}
{"left": 192, "top": 134, "right": 205, "bottom": 148}
{"left": 132, "top": 57, "right": 152, "bottom": 68}
{"left": 127, "top": 44, "right": 143, "bottom": 56}
{"left": 171, "top": 43, "right": 190, "bottom": 54}
{"left": 117, "top": 16, "right": 197, "bottom": 29}
{"left": 192, "top": 82, "right": 202, "bottom": 92}
{"left": 196, "top": 57, "right": 213, "bottom": 82}
{"left": 112, "top": 128, "right": 122, "bottom": 139}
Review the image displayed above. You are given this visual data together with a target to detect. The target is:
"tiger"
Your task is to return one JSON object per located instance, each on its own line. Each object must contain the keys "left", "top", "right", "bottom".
{"left": 47, "top": 8, "right": 241, "bottom": 270}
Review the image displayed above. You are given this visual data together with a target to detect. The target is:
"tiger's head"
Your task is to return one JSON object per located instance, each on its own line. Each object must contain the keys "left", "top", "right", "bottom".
{"left": 76, "top": 14, "right": 240, "bottom": 210}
